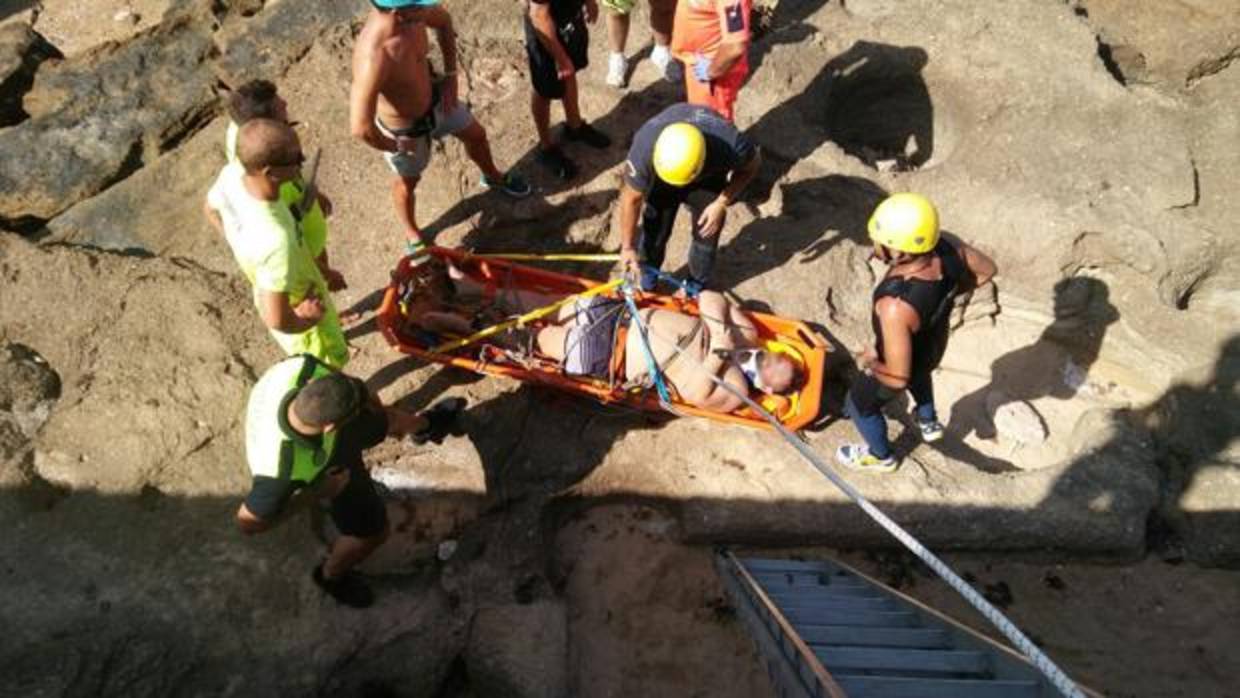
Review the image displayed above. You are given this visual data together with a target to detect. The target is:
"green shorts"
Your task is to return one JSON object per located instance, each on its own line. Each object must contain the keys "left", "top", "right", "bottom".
{"left": 270, "top": 302, "right": 349, "bottom": 369}
{"left": 601, "top": 0, "right": 635, "bottom": 14}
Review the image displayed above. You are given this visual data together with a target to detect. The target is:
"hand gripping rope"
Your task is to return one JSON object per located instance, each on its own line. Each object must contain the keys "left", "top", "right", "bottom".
{"left": 626, "top": 306, "right": 1087, "bottom": 698}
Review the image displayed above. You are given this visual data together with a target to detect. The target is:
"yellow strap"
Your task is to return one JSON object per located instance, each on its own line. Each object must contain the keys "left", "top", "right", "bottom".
{"left": 430, "top": 278, "right": 625, "bottom": 354}
{"left": 468, "top": 252, "right": 621, "bottom": 262}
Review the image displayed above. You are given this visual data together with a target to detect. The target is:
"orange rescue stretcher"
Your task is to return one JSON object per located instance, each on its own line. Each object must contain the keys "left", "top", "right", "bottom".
{"left": 376, "top": 246, "right": 829, "bottom": 431}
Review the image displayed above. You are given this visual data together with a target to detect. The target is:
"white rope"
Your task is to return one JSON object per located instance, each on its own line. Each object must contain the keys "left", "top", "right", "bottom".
{"left": 628, "top": 308, "right": 1086, "bottom": 698}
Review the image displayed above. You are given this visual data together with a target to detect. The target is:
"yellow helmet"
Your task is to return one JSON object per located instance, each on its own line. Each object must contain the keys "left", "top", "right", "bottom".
{"left": 653, "top": 122, "right": 706, "bottom": 187}
{"left": 867, "top": 193, "right": 940, "bottom": 254}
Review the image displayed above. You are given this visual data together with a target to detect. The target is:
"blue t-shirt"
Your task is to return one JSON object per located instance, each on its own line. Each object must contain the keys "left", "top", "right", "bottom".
{"left": 623, "top": 103, "right": 756, "bottom": 194}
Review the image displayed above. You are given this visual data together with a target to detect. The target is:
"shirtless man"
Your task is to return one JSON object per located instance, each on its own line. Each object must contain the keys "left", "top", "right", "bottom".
{"left": 536, "top": 290, "right": 798, "bottom": 412}
{"left": 351, "top": 0, "right": 531, "bottom": 254}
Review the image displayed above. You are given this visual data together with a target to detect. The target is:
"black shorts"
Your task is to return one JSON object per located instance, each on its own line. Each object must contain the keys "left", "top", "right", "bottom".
{"left": 525, "top": 16, "right": 589, "bottom": 100}
{"left": 329, "top": 462, "right": 388, "bottom": 538}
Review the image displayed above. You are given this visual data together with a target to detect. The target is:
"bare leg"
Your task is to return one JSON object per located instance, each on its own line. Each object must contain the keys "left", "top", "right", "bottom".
{"left": 322, "top": 526, "right": 389, "bottom": 580}
{"left": 562, "top": 74, "right": 583, "bottom": 129}
{"left": 537, "top": 326, "right": 570, "bottom": 359}
{"left": 536, "top": 304, "right": 580, "bottom": 358}
{"left": 531, "top": 90, "right": 554, "bottom": 149}
{"left": 608, "top": 10, "right": 630, "bottom": 53}
{"left": 392, "top": 176, "right": 423, "bottom": 242}
{"left": 650, "top": 0, "right": 675, "bottom": 47}
{"left": 454, "top": 120, "right": 504, "bottom": 180}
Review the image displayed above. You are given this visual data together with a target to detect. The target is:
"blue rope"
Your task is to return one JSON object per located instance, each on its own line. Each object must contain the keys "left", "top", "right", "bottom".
{"left": 640, "top": 265, "right": 702, "bottom": 298}
{"left": 621, "top": 283, "right": 673, "bottom": 405}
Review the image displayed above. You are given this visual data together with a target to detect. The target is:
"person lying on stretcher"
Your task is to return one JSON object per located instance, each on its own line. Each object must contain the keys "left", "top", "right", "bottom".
{"left": 400, "top": 256, "right": 503, "bottom": 338}
{"left": 401, "top": 255, "right": 557, "bottom": 341}
{"left": 535, "top": 290, "right": 800, "bottom": 413}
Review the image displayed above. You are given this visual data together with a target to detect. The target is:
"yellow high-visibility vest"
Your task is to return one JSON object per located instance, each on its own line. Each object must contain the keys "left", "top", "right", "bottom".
{"left": 245, "top": 355, "right": 338, "bottom": 484}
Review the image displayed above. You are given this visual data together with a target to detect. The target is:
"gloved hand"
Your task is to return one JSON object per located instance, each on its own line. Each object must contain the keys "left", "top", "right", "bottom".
{"left": 412, "top": 397, "right": 467, "bottom": 445}
{"left": 693, "top": 53, "right": 712, "bottom": 83}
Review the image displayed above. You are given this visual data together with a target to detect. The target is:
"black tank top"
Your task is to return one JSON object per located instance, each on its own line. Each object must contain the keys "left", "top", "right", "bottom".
{"left": 872, "top": 241, "right": 965, "bottom": 371}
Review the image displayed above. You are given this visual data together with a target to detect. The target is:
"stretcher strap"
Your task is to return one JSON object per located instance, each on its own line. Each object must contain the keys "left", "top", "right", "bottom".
{"left": 431, "top": 278, "right": 624, "bottom": 354}
{"left": 468, "top": 252, "right": 622, "bottom": 263}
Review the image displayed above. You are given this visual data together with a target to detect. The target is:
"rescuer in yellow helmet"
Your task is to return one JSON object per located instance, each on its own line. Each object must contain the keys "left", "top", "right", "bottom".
{"left": 616, "top": 103, "right": 762, "bottom": 295}
{"left": 837, "top": 193, "right": 998, "bottom": 473}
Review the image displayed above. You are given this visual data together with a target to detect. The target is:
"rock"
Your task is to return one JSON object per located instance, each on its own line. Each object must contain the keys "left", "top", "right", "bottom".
{"left": 1174, "top": 454, "right": 1240, "bottom": 567}
{"left": 351, "top": 435, "right": 489, "bottom": 574}
{"left": 0, "top": 342, "right": 61, "bottom": 438}
{"left": 1076, "top": 0, "right": 1240, "bottom": 90}
{"left": 0, "top": 22, "right": 61, "bottom": 127}
{"left": 0, "top": 9, "right": 219, "bottom": 228}
{"left": 0, "top": 342, "right": 61, "bottom": 516}
{"left": 1147, "top": 340, "right": 1240, "bottom": 566}
{"left": 985, "top": 390, "right": 1049, "bottom": 447}
{"left": 0, "top": 234, "right": 268, "bottom": 496}
{"left": 467, "top": 602, "right": 569, "bottom": 698}
{"left": 45, "top": 116, "right": 233, "bottom": 266}
{"left": 1052, "top": 408, "right": 1161, "bottom": 552}
{"left": 214, "top": 0, "right": 362, "bottom": 86}
{"left": 226, "top": 0, "right": 268, "bottom": 17}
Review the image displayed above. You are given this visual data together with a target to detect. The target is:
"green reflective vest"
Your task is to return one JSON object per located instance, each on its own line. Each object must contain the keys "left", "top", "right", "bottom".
{"left": 245, "top": 355, "right": 338, "bottom": 485}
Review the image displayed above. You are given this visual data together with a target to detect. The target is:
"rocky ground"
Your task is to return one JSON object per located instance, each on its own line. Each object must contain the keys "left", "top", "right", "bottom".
{"left": 1, "top": 0, "right": 1238, "bottom": 696}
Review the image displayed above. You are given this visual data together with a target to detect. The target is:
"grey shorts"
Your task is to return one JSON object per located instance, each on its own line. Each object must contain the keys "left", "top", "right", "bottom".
{"left": 563, "top": 297, "right": 623, "bottom": 378}
{"left": 379, "top": 102, "right": 475, "bottom": 179}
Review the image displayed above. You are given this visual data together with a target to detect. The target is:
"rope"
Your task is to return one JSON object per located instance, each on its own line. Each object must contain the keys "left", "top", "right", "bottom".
{"left": 430, "top": 278, "right": 624, "bottom": 354}
{"left": 640, "top": 265, "right": 700, "bottom": 297}
{"left": 626, "top": 306, "right": 1086, "bottom": 698}
{"left": 621, "top": 283, "right": 674, "bottom": 406}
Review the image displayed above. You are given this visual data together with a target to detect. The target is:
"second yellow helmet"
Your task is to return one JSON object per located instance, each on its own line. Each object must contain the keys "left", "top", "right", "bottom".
{"left": 867, "top": 193, "right": 940, "bottom": 254}
{"left": 652, "top": 122, "right": 706, "bottom": 187}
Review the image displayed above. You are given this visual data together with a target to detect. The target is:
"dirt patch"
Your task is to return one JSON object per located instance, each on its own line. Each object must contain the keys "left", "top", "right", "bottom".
{"left": 554, "top": 505, "right": 775, "bottom": 698}
{"left": 33, "top": 0, "right": 173, "bottom": 57}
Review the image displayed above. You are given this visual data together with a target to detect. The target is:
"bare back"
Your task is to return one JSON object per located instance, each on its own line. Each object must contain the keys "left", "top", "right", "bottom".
{"left": 353, "top": 12, "right": 434, "bottom": 129}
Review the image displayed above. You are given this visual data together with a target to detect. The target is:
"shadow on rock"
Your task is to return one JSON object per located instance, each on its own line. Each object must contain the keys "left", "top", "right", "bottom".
{"left": 747, "top": 40, "right": 934, "bottom": 205}
{"left": 951, "top": 277, "right": 1121, "bottom": 442}
{"left": 424, "top": 78, "right": 683, "bottom": 249}
{"left": 746, "top": 0, "right": 831, "bottom": 79}
{"left": 1045, "top": 334, "right": 1240, "bottom": 565}
{"left": 435, "top": 386, "right": 666, "bottom": 608}
{"left": 715, "top": 173, "right": 886, "bottom": 290}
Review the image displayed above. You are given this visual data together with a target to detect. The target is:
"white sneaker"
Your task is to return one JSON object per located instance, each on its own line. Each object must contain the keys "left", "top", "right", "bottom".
{"left": 650, "top": 44, "right": 671, "bottom": 74}
{"left": 606, "top": 52, "right": 628, "bottom": 88}
{"left": 835, "top": 444, "right": 899, "bottom": 474}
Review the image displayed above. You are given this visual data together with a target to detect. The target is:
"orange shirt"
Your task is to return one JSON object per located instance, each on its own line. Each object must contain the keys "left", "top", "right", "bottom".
{"left": 670, "top": 0, "right": 752, "bottom": 65}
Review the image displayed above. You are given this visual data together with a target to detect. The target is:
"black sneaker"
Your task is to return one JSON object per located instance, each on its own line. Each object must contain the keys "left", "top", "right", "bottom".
{"left": 565, "top": 122, "right": 612, "bottom": 149}
{"left": 480, "top": 171, "right": 533, "bottom": 198}
{"left": 312, "top": 564, "right": 374, "bottom": 608}
{"left": 664, "top": 57, "right": 685, "bottom": 84}
{"left": 412, "top": 396, "right": 468, "bottom": 445}
{"left": 536, "top": 147, "right": 578, "bottom": 180}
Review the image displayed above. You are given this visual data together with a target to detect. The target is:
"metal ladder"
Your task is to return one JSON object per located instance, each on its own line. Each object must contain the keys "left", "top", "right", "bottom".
{"left": 716, "top": 552, "right": 1065, "bottom": 698}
